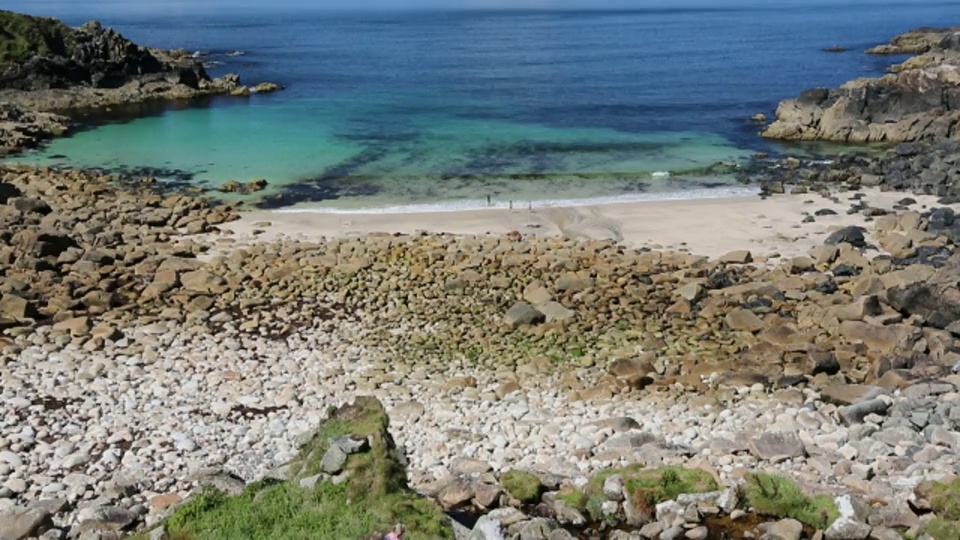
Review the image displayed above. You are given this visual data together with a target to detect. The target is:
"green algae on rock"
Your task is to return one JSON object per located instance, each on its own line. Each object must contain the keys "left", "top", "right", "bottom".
{"left": 138, "top": 397, "right": 452, "bottom": 540}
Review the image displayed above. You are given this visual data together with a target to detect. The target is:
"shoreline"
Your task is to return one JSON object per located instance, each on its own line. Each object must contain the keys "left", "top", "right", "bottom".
{"left": 267, "top": 185, "right": 761, "bottom": 215}
{"left": 225, "top": 187, "right": 948, "bottom": 260}
{"left": 3, "top": 13, "right": 960, "bottom": 540}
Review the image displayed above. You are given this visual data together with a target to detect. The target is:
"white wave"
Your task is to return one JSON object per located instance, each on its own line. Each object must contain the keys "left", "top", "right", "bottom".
{"left": 651, "top": 171, "right": 671, "bottom": 178}
{"left": 272, "top": 186, "right": 761, "bottom": 215}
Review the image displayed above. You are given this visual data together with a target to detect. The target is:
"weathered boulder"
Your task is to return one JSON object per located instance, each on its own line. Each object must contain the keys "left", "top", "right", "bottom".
{"left": 887, "top": 253, "right": 960, "bottom": 328}
{"left": 749, "top": 432, "right": 805, "bottom": 462}
{"left": 504, "top": 301, "right": 545, "bottom": 328}
{"left": 0, "top": 506, "right": 53, "bottom": 540}
{"left": 725, "top": 309, "right": 767, "bottom": 333}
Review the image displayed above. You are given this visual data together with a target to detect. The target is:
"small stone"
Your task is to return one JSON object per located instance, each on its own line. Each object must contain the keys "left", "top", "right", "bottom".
{"left": 331, "top": 436, "right": 369, "bottom": 455}
{"left": 824, "top": 517, "right": 871, "bottom": 540}
{"left": 763, "top": 518, "right": 803, "bottom": 540}
{"left": 0, "top": 452, "right": 22, "bottom": 469}
{"left": 720, "top": 250, "right": 753, "bottom": 264}
{"left": 603, "top": 474, "right": 624, "bottom": 502}
{"left": 319, "top": 445, "right": 348, "bottom": 474}
{"left": 504, "top": 302, "right": 544, "bottom": 328}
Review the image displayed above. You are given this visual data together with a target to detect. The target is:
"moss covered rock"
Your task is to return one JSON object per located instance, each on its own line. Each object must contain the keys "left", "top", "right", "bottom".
{"left": 500, "top": 470, "right": 543, "bottom": 503}
{"left": 138, "top": 397, "right": 453, "bottom": 540}
{"left": 558, "top": 465, "right": 718, "bottom": 525}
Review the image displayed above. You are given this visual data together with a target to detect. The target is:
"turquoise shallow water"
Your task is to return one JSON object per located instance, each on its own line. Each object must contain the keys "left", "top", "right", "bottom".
{"left": 8, "top": 1, "right": 960, "bottom": 211}
{"left": 19, "top": 97, "right": 753, "bottom": 210}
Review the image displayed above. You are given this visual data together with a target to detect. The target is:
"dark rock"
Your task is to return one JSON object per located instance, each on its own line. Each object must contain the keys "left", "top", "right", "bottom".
{"left": 8, "top": 197, "right": 52, "bottom": 215}
{"left": 0, "top": 13, "right": 206, "bottom": 92}
{"left": 838, "top": 399, "right": 890, "bottom": 426}
{"left": 504, "top": 302, "right": 545, "bottom": 329}
{"left": 896, "top": 143, "right": 919, "bottom": 157}
{"left": 832, "top": 264, "right": 860, "bottom": 277}
{"left": 825, "top": 226, "right": 867, "bottom": 248}
{"left": 0, "top": 182, "right": 22, "bottom": 203}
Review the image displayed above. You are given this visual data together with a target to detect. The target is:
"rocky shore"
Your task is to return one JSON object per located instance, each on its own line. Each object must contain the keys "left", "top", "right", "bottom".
{"left": 2, "top": 11, "right": 960, "bottom": 540}
{"left": 1, "top": 164, "right": 960, "bottom": 539}
{"left": 761, "top": 26, "right": 960, "bottom": 143}
{"left": 0, "top": 10, "right": 281, "bottom": 156}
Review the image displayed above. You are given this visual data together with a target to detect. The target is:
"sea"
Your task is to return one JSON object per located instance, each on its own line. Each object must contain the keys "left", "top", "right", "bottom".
{"left": 4, "top": 0, "right": 960, "bottom": 212}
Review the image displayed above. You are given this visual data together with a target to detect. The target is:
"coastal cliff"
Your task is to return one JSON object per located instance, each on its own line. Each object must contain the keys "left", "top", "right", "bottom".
{"left": 0, "top": 10, "right": 278, "bottom": 155}
{"left": 762, "top": 26, "right": 960, "bottom": 143}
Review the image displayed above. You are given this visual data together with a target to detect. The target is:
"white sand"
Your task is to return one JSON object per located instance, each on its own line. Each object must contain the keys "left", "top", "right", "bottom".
{"left": 221, "top": 189, "right": 948, "bottom": 260}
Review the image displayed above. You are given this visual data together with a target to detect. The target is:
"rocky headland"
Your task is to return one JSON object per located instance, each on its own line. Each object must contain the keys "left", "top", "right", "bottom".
{"left": 761, "top": 26, "right": 960, "bottom": 143}
{"left": 0, "top": 10, "right": 281, "bottom": 156}
{"left": 2, "top": 13, "right": 960, "bottom": 540}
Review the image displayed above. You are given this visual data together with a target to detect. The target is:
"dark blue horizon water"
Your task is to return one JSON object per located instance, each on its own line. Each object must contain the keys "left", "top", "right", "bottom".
{"left": 5, "top": 0, "right": 960, "bottom": 211}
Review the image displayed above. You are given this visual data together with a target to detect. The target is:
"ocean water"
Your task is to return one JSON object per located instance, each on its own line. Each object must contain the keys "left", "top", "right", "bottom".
{"left": 5, "top": 0, "right": 960, "bottom": 211}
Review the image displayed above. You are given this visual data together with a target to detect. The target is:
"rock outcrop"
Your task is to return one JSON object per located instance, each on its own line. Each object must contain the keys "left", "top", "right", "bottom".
{"left": 0, "top": 15, "right": 196, "bottom": 91}
{"left": 0, "top": 10, "right": 281, "bottom": 154}
{"left": 0, "top": 103, "right": 71, "bottom": 155}
{"left": 762, "top": 26, "right": 960, "bottom": 143}
{"left": 137, "top": 397, "right": 453, "bottom": 539}
{"left": 865, "top": 26, "right": 960, "bottom": 55}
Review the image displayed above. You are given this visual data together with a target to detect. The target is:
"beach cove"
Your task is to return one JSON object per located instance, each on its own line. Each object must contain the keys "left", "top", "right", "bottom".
{"left": 3, "top": 4, "right": 960, "bottom": 540}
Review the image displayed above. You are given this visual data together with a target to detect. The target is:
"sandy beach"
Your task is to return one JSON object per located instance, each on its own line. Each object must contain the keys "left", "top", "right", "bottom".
{"left": 225, "top": 189, "right": 947, "bottom": 260}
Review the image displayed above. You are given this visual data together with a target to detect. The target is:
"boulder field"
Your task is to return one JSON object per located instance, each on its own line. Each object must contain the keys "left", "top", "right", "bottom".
{"left": 0, "top": 165, "right": 959, "bottom": 539}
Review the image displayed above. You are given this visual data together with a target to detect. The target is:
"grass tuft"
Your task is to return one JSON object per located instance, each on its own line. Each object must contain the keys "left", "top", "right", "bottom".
{"left": 579, "top": 465, "right": 718, "bottom": 523}
{"left": 500, "top": 470, "right": 543, "bottom": 503}
{"left": 555, "top": 486, "right": 587, "bottom": 510}
{"left": 741, "top": 473, "right": 839, "bottom": 530}
{"left": 918, "top": 477, "right": 960, "bottom": 540}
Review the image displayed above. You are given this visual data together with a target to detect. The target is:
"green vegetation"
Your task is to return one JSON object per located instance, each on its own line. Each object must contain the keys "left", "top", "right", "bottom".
{"left": 555, "top": 486, "right": 587, "bottom": 509}
{"left": 134, "top": 397, "right": 453, "bottom": 540}
{"left": 501, "top": 470, "right": 543, "bottom": 503}
{"left": 145, "top": 482, "right": 450, "bottom": 540}
{"left": 741, "top": 473, "right": 839, "bottom": 530}
{"left": 579, "top": 465, "right": 718, "bottom": 521}
{"left": 0, "top": 10, "right": 75, "bottom": 64}
{"left": 926, "top": 519, "right": 960, "bottom": 540}
{"left": 920, "top": 477, "right": 960, "bottom": 540}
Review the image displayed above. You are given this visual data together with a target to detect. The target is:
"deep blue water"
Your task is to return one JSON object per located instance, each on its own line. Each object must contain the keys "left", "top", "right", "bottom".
{"left": 4, "top": 0, "right": 960, "bottom": 210}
